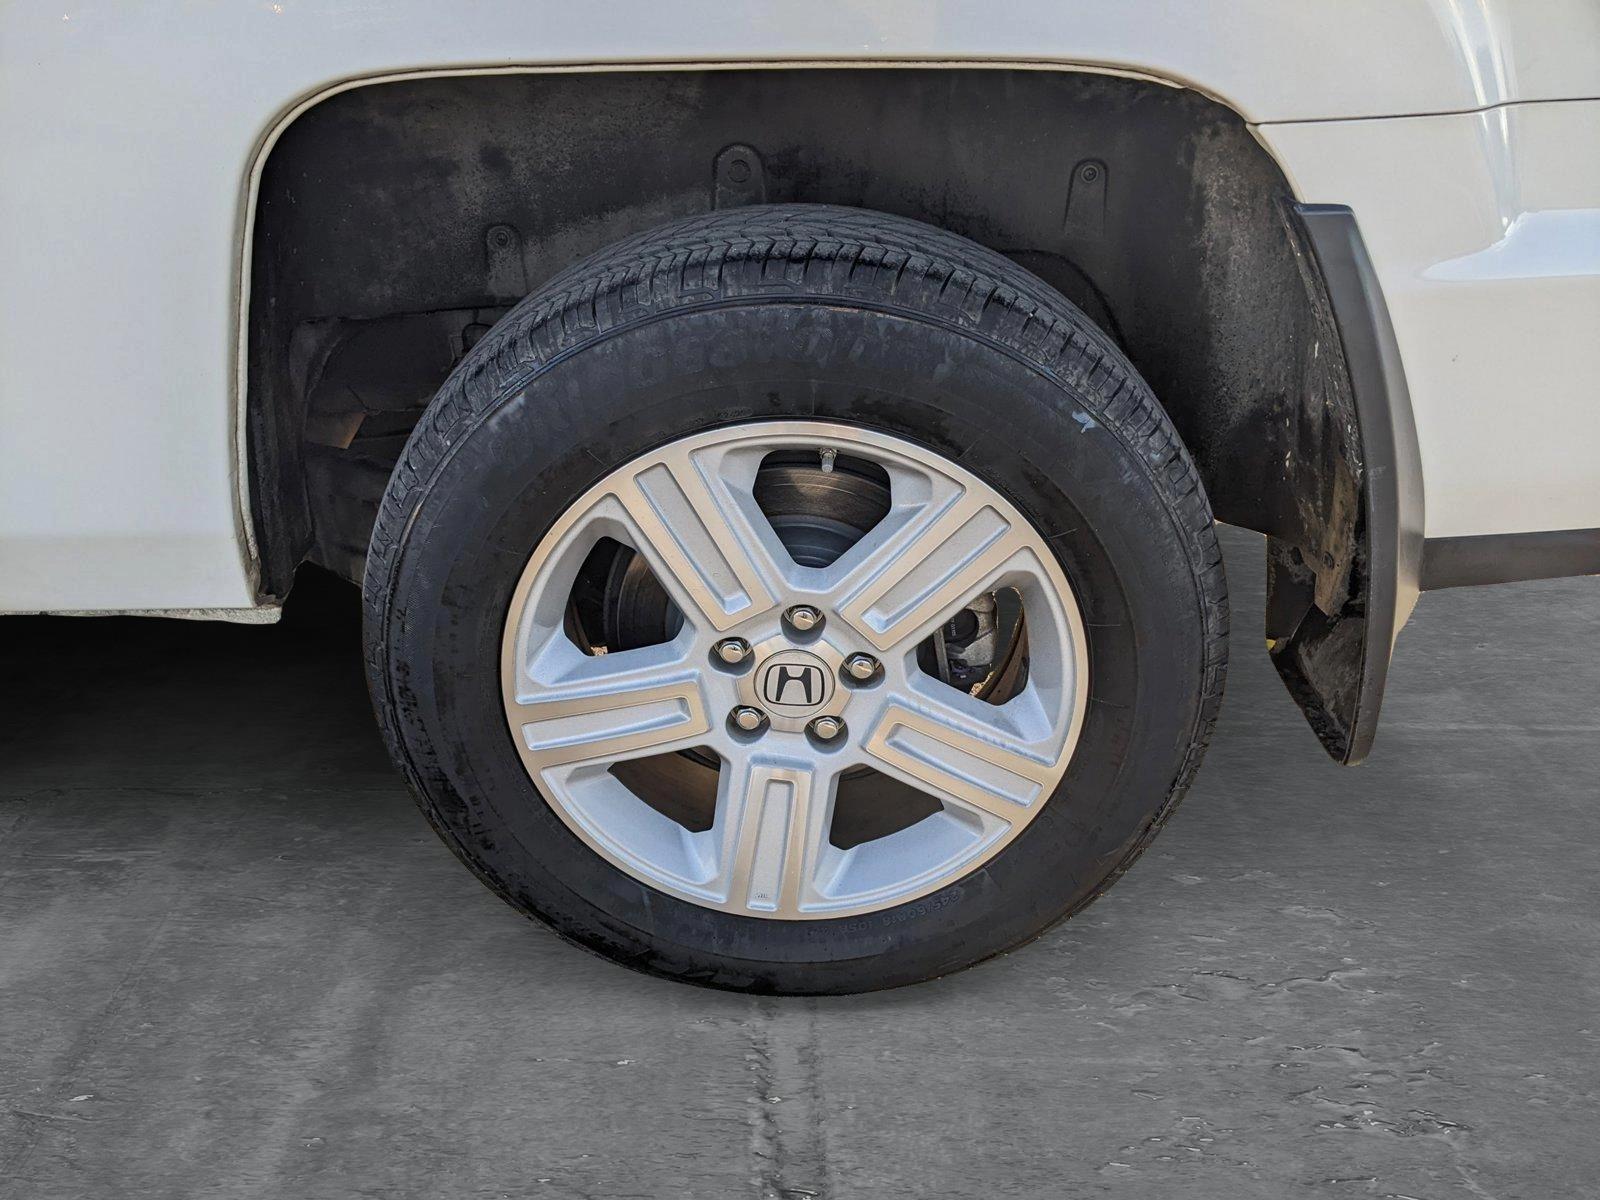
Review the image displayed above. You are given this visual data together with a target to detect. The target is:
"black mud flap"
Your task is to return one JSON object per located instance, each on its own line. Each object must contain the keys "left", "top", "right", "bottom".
{"left": 1271, "top": 206, "right": 1424, "bottom": 765}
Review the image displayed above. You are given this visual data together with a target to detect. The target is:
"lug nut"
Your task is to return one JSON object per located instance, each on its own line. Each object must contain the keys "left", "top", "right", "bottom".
{"left": 809, "top": 715, "right": 845, "bottom": 741}
{"left": 785, "top": 605, "right": 822, "bottom": 632}
{"left": 843, "top": 653, "right": 879, "bottom": 681}
{"left": 714, "top": 637, "right": 751, "bottom": 665}
{"left": 731, "top": 706, "right": 767, "bottom": 733}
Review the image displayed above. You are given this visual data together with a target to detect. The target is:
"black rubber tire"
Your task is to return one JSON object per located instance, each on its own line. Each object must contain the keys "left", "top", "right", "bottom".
{"left": 363, "top": 205, "right": 1228, "bottom": 994}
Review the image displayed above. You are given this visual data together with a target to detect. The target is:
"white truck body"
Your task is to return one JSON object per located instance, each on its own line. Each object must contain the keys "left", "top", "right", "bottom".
{"left": 1, "top": 1, "right": 1597, "bottom": 615}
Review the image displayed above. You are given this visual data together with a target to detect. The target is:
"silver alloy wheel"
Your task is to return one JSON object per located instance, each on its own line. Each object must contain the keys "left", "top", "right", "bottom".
{"left": 500, "top": 421, "right": 1090, "bottom": 919}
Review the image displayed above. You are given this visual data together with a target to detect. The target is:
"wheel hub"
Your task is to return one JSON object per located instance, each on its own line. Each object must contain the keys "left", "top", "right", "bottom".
{"left": 753, "top": 648, "right": 834, "bottom": 719}
{"left": 736, "top": 638, "right": 850, "bottom": 733}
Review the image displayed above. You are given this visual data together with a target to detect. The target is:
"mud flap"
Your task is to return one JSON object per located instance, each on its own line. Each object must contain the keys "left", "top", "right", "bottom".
{"left": 1273, "top": 206, "right": 1424, "bottom": 765}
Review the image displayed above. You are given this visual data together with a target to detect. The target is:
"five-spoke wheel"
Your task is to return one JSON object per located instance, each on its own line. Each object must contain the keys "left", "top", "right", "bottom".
{"left": 501, "top": 423, "right": 1089, "bottom": 919}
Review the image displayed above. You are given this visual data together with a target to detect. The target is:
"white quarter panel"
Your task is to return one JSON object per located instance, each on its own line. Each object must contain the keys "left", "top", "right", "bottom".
{"left": 1, "top": 2, "right": 1597, "bottom": 610}
{"left": 1261, "top": 101, "right": 1600, "bottom": 539}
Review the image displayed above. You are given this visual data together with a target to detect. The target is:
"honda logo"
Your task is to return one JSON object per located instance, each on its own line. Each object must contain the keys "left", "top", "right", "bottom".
{"left": 756, "top": 651, "right": 834, "bottom": 713}
{"left": 764, "top": 663, "right": 824, "bottom": 706}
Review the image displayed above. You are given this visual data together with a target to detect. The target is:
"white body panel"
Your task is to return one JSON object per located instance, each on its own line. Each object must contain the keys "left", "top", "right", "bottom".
{"left": 1261, "top": 100, "right": 1600, "bottom": 539}
{"left": 1, "top": 2, "right": 1597, "bottom": 612}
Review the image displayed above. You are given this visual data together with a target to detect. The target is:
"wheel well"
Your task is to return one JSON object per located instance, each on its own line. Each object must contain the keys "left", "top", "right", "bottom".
{"left": 246, "top": 66, "right": 1364, "bottom": 722}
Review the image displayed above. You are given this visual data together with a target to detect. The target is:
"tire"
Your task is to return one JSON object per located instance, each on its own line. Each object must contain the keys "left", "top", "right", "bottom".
{"left": 364, "top": 204, "right": 1227, "bottom": 994}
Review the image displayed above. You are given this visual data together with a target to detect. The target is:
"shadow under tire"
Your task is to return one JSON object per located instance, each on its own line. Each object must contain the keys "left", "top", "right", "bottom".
{"left": 363, "top": 204, "right": 1228, "bottom": 993}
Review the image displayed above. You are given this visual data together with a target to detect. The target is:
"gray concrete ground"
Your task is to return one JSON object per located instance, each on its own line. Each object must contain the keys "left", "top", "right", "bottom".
{"left": 2, "top": 527, "right": 1597, "bottom": 1200}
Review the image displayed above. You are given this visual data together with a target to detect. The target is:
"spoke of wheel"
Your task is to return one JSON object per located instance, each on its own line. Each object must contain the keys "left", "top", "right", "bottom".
{"left": 860, "top": 696, "right": 1061, "bottom": 823}
{"left": 832, "top": 486, "right": 1029, "bottom": 653}
{"left": 611, "top": 450, "right": 786, "bottom": 632}
{"left": 508, "top": 645, "right": 711, "bottom": 770}
{"left": 715, "top": 757, "right": 833, "bottom": 915}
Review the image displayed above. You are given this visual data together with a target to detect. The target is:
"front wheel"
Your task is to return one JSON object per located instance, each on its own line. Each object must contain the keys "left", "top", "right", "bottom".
{"left": 364, "top": 205, "right": 1227, "bottom": 993}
